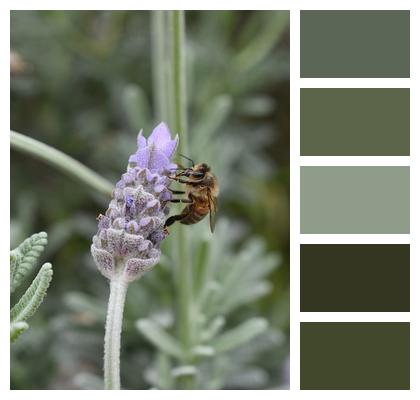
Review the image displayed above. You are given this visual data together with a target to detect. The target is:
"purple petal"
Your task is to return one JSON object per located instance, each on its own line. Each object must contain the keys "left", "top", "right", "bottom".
{"left": 147, "top": 199, "right": 159, "bottom": 208}
{"left": 154, "top": 184, "right": 165, "bottom": 194}
{"left": 131, "top": 148, "right": 150, "bottom": 169}
{"left": 98, "top": 216, "right": 111, "bottom": 230}
{"left": 128, "top": 154, "right": 138, "bottom": 164}
{"left": 138, "top": 240, "right": 152, "bottom": 252}
{"left": 126, "top": 220, "right": 139, "bottom": 234}
{"left": 159, "top": 190, "right": 172, "bottom": 202}
{"left": 148, "top": 122, "right": 171, "bottom": 145}
{"left": 91, "top": 245, "right": 115, "bottom": 279}
{"left": 148, "top": 122, "right": 179, "bottom": 159}
{"left": 140, "top": 217, "right": 152, "bottom": 227}
{"left": 148, "top": 147, "right": 171, "bottom": 172}
{"left": 136, "top": 129, "right": 146, "bottom": 149}
{"left": 123, "top": 255, "right": 160, "bottom": 281}
{"left": 166, "top": 162, "right": 178, "bottom": 173}
{"left": 146, "top": 169, "right": 157, "bottom": 182}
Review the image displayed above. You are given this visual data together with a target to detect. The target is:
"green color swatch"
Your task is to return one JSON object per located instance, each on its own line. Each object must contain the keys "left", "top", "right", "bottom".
{"left": 300, "top": 10, "right": 410, "bottom": 78}
{"left": 300, "top": 166, "right": 410, "bottom": 234}
{"left": 300, "top": 244, "right": 410, "bottom": 312}
{"left": 300, "top": 322, "right": 410, "bottom": 389}
{"left": 300, "top": 88, "right": 410, "bottom": 156}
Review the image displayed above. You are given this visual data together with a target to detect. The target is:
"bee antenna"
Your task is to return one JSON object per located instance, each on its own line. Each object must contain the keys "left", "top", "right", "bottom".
{"left": 179, "top": 153, "right": 195, "bottom": 167}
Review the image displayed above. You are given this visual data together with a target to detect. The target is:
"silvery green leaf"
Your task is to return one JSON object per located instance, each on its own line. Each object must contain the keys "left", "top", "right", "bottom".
{"left": 10, "top": 231, "right": 48, "bottom": 293}
{"left": 171, "top": 365, "right": 197, "bottom": 378}
{"left": 10, "top": 321, "right": 29, "bottom": 343}
{"left": 226, "top": 368, "right": 269, "bottom": 389}
{"left": 10, "top": 250, "right": 21, "bottom": 292}
{"left": 211, "top": 318, "right": 268, "bottom": 354}
{"left": 192, "top": 345, "right": 215, "bottom": 357}
{"left": 220, "top": 281, "right": 272, "bottom": 315}
{"left": 73, "top": 372, "right": 103, "bottom": 390}
{"left": 156, "top": 352, "right": 174, "bottom": 390}
{"left": 200, "top": 316, "right": 225, "bottom": 342}
{"left": 11, "top": 263, "right": 53, "bottom": 323}
{"left": 136, "top": 319, "right": 184, "bottom": 360}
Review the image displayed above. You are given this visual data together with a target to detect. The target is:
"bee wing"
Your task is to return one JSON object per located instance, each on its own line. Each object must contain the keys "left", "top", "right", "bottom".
{"left": 207, "top": 189, "right": 218, "bottom": 233}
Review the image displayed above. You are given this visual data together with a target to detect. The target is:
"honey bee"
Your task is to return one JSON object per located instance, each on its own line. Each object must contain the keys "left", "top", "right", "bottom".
{"left": 165, "top": 156, "right": 219, "bottom": 233}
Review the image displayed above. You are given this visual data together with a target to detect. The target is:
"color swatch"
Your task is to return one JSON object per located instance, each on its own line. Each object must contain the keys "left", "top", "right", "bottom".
{"left": 300, "top": 244, "right": 410, "bottom": 312}
{"left": 300, "top": 322, "right": 410, "bottom": 389}
{"left": 300, "top": 10, "right": 410, "bottom": 78}
{"left": 300, "top": 166, "right": 410, "bottom": 234}
{"left": 299, "top": 9, "right": 411, "bottom": 391}
{"left": 300, "top": 88, "right": 410, "bottom": 156}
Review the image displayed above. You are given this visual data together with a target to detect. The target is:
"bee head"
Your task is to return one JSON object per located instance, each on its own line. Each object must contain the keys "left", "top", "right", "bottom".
{"left": 198, "top": 163, "right": 210, "bottom": 172}
{"left": 186, "top": 163, "right": 210, "bottom": 179}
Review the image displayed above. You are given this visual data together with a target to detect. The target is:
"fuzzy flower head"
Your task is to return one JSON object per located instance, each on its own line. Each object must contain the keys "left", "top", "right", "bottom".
{"left": 91, "top": 122, "right": 178, "bottom": 282}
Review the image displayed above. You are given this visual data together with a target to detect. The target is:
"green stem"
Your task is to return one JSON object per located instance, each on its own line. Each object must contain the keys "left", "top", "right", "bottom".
{"left": 152, "top": 9, "right": 194, "bottom": 389}
{"left": 104, "top": 276, "right": 129, "bottom": 390}
{"left": 171, "top": 11, "right": 188, "bottom": 152}
{"left": 10, "top": 130, "right": 113, "bottom": 198}
{"left": 152, "top": 11, "right": 169, "bottom": 121}
{"left": 170, "top": 11, "right": 195, "bottom": 389}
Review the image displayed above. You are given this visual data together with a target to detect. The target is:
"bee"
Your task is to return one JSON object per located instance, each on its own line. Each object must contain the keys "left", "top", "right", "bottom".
{"left": 165, "top": 156, "right": 219, "bottom": 233}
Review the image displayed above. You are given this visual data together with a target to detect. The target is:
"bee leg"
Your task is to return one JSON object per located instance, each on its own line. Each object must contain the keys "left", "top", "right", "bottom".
{"left": 168, "top": 176, "right": 189, "bottom": 183}
{"left": 167, "top": 163, "right": 187, "bottom": 174}
{"left": 169, "top": 198, "right": 193, "bottom": 203}
{"left": 169, "top": 188, "right": 185, "bottom": 194}
{"left": 165, "top": 214, "right": 184, "bottom": 227}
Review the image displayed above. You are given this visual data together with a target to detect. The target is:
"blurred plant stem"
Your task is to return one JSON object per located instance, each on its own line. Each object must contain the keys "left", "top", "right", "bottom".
{"left": 152, "top": 10, "right": 195, "bottom": 389}
{"left": 10, "top": 131, "right": 113, "bottom": 198}
{"left": 231, "top": 11, "right": 289, "bottom": 77}
{"left": 104, "top": 274, "right": 128, "bottom": 390}
{"left": 152, "top": 11, "right": 173, "bottom": 126}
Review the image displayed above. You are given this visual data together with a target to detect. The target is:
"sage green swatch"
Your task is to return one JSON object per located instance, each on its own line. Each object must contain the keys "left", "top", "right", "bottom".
{"left": 300, "top": 88, "right": 410, "bottom": 156}
{"left": 300, "top": 322, "right": 410, "bottom": 389}
{"left": 301, "top": 166, "right": 410, "bottom": 234}
{"left": 300, "top": 10, "right": 410, "bottom": 77}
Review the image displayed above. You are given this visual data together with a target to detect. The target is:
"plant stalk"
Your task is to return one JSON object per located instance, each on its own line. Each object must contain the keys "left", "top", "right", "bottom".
{"left": 152, "top": 9, "right": 194, "bottom": 389}
{"left": 10, "top": 130, "right": 113, "bottom": 197}
{"left": 170, "top": 10, "right": 195, "bottom": 389}
{"left": 104, "top": 275, "right": 129, "bottom": 390}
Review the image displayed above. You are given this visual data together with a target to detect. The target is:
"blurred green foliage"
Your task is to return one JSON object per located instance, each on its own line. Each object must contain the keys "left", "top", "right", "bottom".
{"left": 11, "top": 10, "right": 289, "bottom": 389}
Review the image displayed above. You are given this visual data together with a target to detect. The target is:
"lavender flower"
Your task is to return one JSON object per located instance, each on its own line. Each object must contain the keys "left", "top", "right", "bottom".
{"left": 91, "top": 122, "right": 178, "bottom": 282}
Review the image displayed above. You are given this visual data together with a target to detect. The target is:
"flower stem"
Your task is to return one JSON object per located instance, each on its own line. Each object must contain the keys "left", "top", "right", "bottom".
{"left": 152, "top": 11, "right": 173, "bottom": 123}
{"left": 104, "top": 276, "right": 128, "bottom": 390}
{"left": 170, "top": 11, "right": 195, "bottom": 389}
{"left": 10, "top": 130, "right": 113, "bottom": 197}
{"left": 152, "top": 10, "right": 195, "bottom": 389}
{"left": 171, "top": 11, "right": 188, "bottom": 152}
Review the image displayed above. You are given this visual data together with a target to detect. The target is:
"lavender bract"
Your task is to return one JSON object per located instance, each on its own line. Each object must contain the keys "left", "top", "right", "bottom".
{"left": 91, "top": 122, "right": 178, "bottom": 282}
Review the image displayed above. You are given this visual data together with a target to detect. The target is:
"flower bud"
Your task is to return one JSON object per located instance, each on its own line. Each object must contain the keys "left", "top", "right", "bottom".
{"left": 91, "top": 122, "right": 178, "bottom": 282}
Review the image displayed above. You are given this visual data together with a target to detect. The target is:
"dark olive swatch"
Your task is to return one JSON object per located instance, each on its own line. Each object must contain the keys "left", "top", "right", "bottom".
{"left": 300, "top": 322, "right": 410, "bottom": 389}
{"left": 300, "top": 88, "right": 410, "bottom": 156}
{"left": 300, "top": 244, "right": 410, "bottom": 312}
{"left": 300, "top": 10, "right": 410, "bottom": 78}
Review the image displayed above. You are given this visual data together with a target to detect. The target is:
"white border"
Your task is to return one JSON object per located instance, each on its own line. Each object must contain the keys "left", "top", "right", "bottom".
{"left": 3, "top": 0, "right": 420, "bottom": 398}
